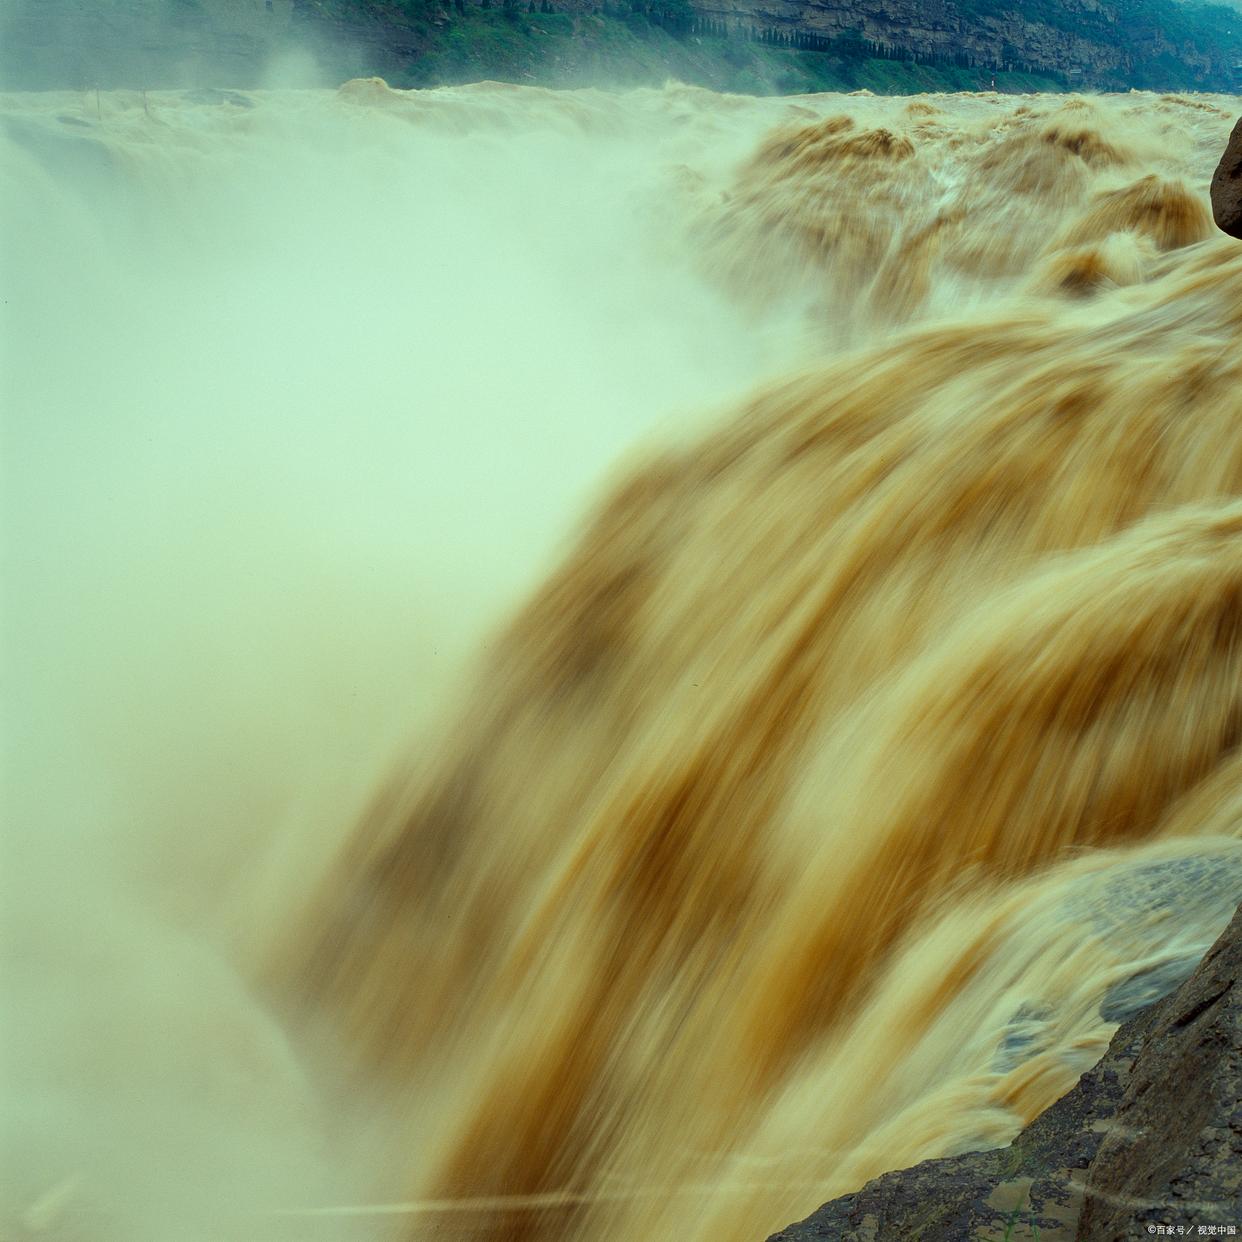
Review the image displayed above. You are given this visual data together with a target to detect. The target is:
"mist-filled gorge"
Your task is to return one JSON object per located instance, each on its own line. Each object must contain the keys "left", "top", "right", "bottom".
{"left": 3, "top": 74, "right": 1242, "bottom": 1240}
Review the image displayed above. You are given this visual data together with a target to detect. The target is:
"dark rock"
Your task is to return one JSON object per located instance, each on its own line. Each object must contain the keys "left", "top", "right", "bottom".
{"left": 1077, "top": 907, "right": 1242, "bottom": 1239}
{"left": 1211, "top": 118, "right": 1242, "bottom": 240}
{"left": 767, "top": 904, "right": 1242, "bottom": 1242}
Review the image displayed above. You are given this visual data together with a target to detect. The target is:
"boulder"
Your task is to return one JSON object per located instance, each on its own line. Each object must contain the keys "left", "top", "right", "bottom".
{"left": 1210, "top": 118, "right": 1242, "bottom": 239}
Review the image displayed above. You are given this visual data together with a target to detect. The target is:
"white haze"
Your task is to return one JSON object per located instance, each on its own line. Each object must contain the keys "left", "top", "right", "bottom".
{"left": 1, "top": 82, "right": 806, "bottom": 1237}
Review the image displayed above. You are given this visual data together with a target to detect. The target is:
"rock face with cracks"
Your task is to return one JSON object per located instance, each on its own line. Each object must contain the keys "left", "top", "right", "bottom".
{"left": 1211, "top": 119, "right": 1242, "bottom": 240}
{"left": 767, "top": 903, "right": 1242, "bottom": 1241}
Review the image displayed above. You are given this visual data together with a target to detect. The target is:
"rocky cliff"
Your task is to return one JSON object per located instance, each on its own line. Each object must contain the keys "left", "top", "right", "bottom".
{"left": 2, "top": 0, "right": 1238, "bottom": 90}
{"left": 694, "top": 0, "right": 1239, "bottom": 90}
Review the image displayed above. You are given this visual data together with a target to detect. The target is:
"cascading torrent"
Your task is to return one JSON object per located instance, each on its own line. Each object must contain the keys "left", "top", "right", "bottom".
{"left": 3, "top": 79, "right": 1241, "bottom": 1242}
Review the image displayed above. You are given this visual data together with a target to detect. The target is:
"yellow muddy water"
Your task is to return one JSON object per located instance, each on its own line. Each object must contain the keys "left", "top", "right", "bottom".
{"left": 4, "top": 79, "right": 1241, "bottom": 1241}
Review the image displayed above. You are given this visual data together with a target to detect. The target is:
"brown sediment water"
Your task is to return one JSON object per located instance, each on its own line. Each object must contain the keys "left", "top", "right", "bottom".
{"left": 4, "top": 80, "right": 1240, "bottom": 1241}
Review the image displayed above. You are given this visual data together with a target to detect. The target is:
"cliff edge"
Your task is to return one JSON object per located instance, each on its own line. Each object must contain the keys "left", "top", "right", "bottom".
{"left": 1, "top": 0, "right": 1238, "bottom": 91}
{"left": 768, "top": 903, "right": 1242, "bottom": 1241}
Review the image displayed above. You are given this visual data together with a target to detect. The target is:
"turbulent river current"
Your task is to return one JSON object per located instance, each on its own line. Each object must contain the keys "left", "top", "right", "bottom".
{"left": 3, "top": 77, "right": 1242, "bottom": 1241}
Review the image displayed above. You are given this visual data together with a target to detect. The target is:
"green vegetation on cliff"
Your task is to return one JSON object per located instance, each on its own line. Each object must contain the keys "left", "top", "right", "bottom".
{"left": 375, "top": 6, "right": 1062, "bottom": 94}
{"left": 292, "top": 0, "right": 1239, "bottom": 93}
{"left": 0, "top": 0, "right": 1236, "bottom": 93}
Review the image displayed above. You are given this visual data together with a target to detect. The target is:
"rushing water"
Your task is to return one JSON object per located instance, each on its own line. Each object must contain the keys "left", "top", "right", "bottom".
{"left": 3, "top": 78, "right": 1241, "bottom": 1240}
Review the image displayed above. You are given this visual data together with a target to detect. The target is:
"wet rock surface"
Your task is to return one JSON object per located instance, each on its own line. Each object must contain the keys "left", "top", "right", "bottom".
{"left": 1211, "top": 118, "right": 1242, "bottom": 240}
{"left": 768, "top": 904, "right": 1242, "bottom": 1242}
{"left": 1077, "top": 904, "right": 1242, "bottom": 1241}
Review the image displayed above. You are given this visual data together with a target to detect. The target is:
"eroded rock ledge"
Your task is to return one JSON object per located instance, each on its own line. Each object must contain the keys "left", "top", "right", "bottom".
{"left": 769, "top": 904, "right": 1242, "bottom": 1241}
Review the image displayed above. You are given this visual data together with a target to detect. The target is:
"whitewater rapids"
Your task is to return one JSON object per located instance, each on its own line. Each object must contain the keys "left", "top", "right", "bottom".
{"left": 3, "top": 79, "right": 1241, "bottom": 1241}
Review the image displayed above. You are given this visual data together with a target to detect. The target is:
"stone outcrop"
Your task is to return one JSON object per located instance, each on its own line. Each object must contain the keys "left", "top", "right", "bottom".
{"left": 768, "top": 904, "right": 1242, "bottom": 1241}
{"left": 1212, "top": 120, "right": 1242, "bottom": 241}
